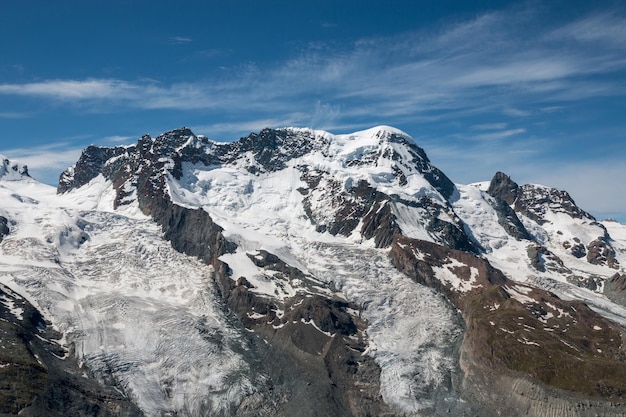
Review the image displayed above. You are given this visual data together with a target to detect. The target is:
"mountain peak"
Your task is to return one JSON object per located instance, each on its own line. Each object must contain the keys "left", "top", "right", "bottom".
{"left": 5, "top": 124, "right": 626, "bottom": 417}
{"left": 487, "top": 171, "right": 519, "bottom": 205}
{"left": 0, "top": 156, "right": 30, "bottom": 181}
{"left": 353, "top": 125, "right": 413, "bottom": 141}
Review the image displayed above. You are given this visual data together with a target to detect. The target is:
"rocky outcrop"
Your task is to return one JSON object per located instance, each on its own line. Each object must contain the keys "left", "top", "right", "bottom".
{"left": 487, "top": 171, "right": 519, "bottom": 205}
{"left": 0, "top": 284, "right": 142, "bottom": 417}
{"left": 516, "top": 184, "right": 595, "bottom": 224}
{"left": 227, "top": 128, "right": 323, "bottom": 174}
{"left": 605, "top": 273, "right": 626, "bottom": 307}
{"left": 0, "top": 216, "right": 8, "bottom": 242}
{"left": 487, "top": 171, "right": 596, "bottom": 225}
{"left": 301, "top": 172, "right": 476, "bottom": 252}
{"left": 564, "top": 238, "right": 587, "bottom": 258}
{"left": 58, "top": 146, "right": 129, "bottom": 193}
{"left": 487, "top": 172, "right": 619, "bottom": 272}
{"left": 488, "top": 195, "right": 533, "bottom": 241}
{"left": 527, "top": 244, "right": 568, "bottom": 273}
{"left": 587, "top": 237, "right": 619, "bottom": 268}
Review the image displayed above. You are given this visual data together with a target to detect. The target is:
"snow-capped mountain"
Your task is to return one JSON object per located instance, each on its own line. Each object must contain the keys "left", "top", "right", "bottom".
{"left": 1, "top": 126, "right": 626, "bottom": 417}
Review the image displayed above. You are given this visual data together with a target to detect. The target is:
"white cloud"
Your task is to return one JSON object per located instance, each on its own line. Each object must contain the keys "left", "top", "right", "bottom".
{"left": 502, "top": 107, "right": 531, "bottom": 117}
{"left": 168, "top": 36, "right": 193, "bottom": 44}
{"left": 472, "top": 123, "right": 508, "bottom": 130}
{"left": 549, "top": 13, "right": 626, "bottom": 46}
{"left": 0, "top": 144, "right": 84, "bottom": 185}
{"left": 102, "top": 135, "right": 135, "bottom": 144}
{"left": 191, "top": 114, "right": 310, "bottom": 139}
{"left": 0, "top": 6, "right": 624, "bottom": 124}
{"left": 0, "top": 111, "right": 29, "bottom": 119}
{"left": 0, "top": 79, "right": 136, "bottom": 99}
{"left": 471, "top": 128, "right": 526, "bottom": 141}
{"left": 452, "top": 58, "right": 576, "bottom": 86}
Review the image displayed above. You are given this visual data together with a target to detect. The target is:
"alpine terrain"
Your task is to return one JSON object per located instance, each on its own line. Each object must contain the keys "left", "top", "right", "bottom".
{"left": 1, "top": 126, "right": 626, "bottom": 417}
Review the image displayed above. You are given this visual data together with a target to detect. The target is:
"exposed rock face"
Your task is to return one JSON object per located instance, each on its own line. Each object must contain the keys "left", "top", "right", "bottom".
{"left": 0, "top": 216, "right": 8, "bottom": 242}
{"left": 516, "top": 184, "right": 595, "bottom": 224}
{"left": 0, "top": 284, "right": 142, "bottom": 417}
{"left": 487, "top": 171, "right": 619, "bottom": 271}
{"left": 488, "top": 195, "right": 533, "bottom": 241}
{"left": 526, "top": 244, "right": 568, "bottom": 273}
{"left": 58, "top": 146, "right": 129, "bottom": 193}
{"left": 487, "top": 171, "right": 519, "bottom": 205}
{"left": 605, "top": 273, "right": 626, "bottom": 306}
{"left": 587, "top": 237, "right": 619, "bottom": 268}
{"left": 390, "top": 236, "right": 626, "bottom": 414}
{"left": 487, "top": 171, "right": 596, "bottom": 225}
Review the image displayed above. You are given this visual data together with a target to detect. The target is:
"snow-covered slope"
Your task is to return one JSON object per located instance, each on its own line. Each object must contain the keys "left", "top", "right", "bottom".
{"left": 2, "top": 125, "right": 626, "bottom": 417}
{"left": 0, "top": 162, "right": 262, "bottom": 416}
{"left": 451, "top": 175, "right": 626, "bottom": 326}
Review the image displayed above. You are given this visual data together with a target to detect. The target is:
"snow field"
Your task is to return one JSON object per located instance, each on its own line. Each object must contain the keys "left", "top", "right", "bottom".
{"left": 0, "top": 178, "right": 259, "bottom": 416}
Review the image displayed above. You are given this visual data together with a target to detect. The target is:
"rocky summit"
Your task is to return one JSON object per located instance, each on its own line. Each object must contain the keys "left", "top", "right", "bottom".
{"left": 1, "top": 126, "right": 626, "bottom": 417}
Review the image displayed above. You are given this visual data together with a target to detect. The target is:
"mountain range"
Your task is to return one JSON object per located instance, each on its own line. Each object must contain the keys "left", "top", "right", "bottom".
{"left": 1, "top": 126, "right": 626, "bottom": 417}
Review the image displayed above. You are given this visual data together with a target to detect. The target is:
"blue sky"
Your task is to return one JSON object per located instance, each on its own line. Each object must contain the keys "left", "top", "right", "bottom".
{"left": 1, "top": 1, "right": 625, "bottom": 221}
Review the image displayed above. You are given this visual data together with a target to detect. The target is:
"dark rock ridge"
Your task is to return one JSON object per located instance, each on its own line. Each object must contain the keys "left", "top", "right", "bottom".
{"left": 587, "top": 237, "right": 619, "bottom": 268}
{"left": 487, "top": 171, "right": 619, "bottom": 269}
{"left": 487, "top": 171, "right": 596, "bottom": 224}
{"left": 486, "top": 171, "right": 520, "bottom": 206}
{"left": 0, "top": 216, "right": 8, "bottom": 242}
{"left": 488, "top": 195, "right": 533, "bottom": 241}
{"left": 0, "top": 283, "right": 142, "bottom": 417}
{"left": 57, "top": 146, "right": 127, "bottom": 193}
{"left": 300, "top": 173, "right": 477, "bottom": 252}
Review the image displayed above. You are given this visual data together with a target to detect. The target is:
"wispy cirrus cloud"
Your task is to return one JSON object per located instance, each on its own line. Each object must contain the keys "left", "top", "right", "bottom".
{"left": 470, "top": 128, "right": 526, "bottom": 141}
{"left": 102, "top": 135, "right": 135, "bottom": 144}
{"left": 0, "top": 143, "right": 84, "bottom": 184}
{"left": 1, "top": 7, "right": 624, "bottom": 121}
{"left": 548, "top": 13, "right": 626, "bottom": 46}
{"left": 168, "top": 36, "right": 193, "bottom": 44}
{"left": 0, "top": 111, "right": 29, "bottom": 119}
{"left": 472, "top": 123, "right": 508, "bottom": 130}
{"left": 191, "top": 113, "right": 311, "bottom": 139}
{"left": 0, "top": 79, "right": 137, "bottom": 100}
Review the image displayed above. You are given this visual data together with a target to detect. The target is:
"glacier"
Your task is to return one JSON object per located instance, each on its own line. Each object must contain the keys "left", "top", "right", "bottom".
{"left": 1, "top": 124, "right": 626, "bottom": 417}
